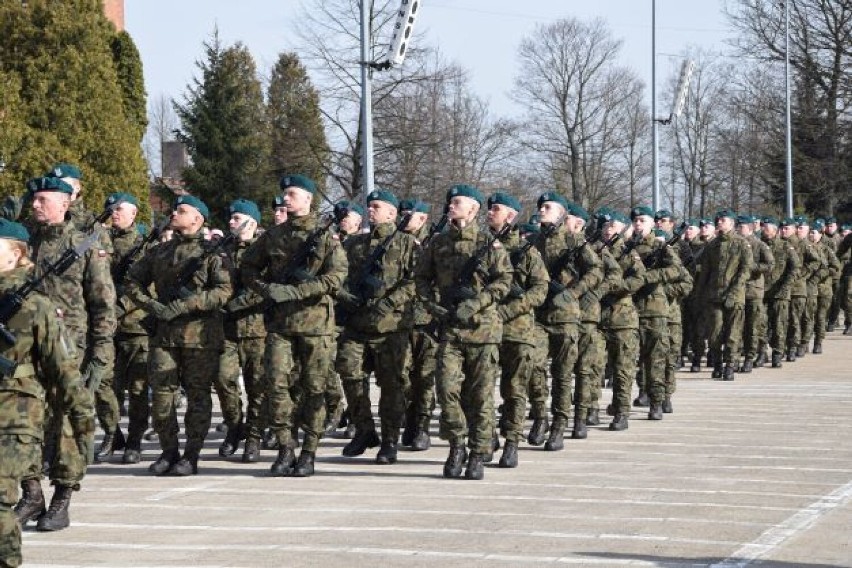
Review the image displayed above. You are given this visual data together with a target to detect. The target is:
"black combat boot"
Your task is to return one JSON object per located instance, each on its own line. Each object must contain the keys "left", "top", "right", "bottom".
{"left": 242, "top": 438, "right": 261, "bottom": 463}
{"left": 786, "top": 348, "right": 797, "bottom": 362}
{"left": 723, "top": 364, "right": 735, "bottom": 381}
{"left": 585, "top": 409, "right": 600, "bottom": 426}
{"left": 443, "top": 443, "right": 467, "bottom": 478}
{"left": 740, "top": 359, "right": 753, "bottom": 373}
{"left": 796, "top": 343, "right": 806, "bottom": 357}
{"left": 498, "top": 441, "right": 518, "bottom": 468}
{"left": 662, "top": 397, "right": 673, "bottom": 413}
{"left": 544, "top": 418, "right": 566, "bottom": 451}
{"left": 609, "top": 414, "right": 629, "bottom": 431}
{"left": 754, "top": 350, "right": 767, "bottom": 368}
{"left": 410, "top": 427, "right": 431, "bottom": 451}
{"left": 648, "top": 404, "right": 663, "bottom": 420}
{"left": 571, "top": 417, "right": 588, "bottom": 439}
{"left": 292, "top": 450, "right": 315, "bottom": 477}
{"left": 344, "top": 422, "right": 357, "bottom": 439}
{"left": 36, "top": 485, "right": 73, "bottom": 532}
{"left": 122, "top": 430, "right": 142, "bottom": 464}
{"left": 341, "top": 429, "right": 380, "bottom": 457}
{"left": 148, "top": 448, "right": 180, "bottom": 475}
{"left": 633, "top": 392, "right": 650, "bottom": 407}
{"left": 219, "top": 422, "right": 244, "bottom": 457}
{"left": 690, "top": 353, "right": 701, "bottom": 373}
{"left": 261, "top": 428, "right": 278, "bottom": 450}
{"left": 677, "top": 355, "right": 685, "bottom": 369}
{"left": 845, "top": 322, "right": 852, "bottom": 335}
{"left": 169, "top": 448, "right": 199, "bottom": 476}
{"left": 482, "top": 432, "right": 500, "bottom": 463}
{"left": 527, "top": 418, "right": 548, "bottom": 446}
{"left": 270, "top": 446, "right": 296, "bottom": 477}
{"left": 711, "top": 363, "right": 723, "bottom": 379}
{"left": 464, "top": 453, "right": 485, "bottom": 480}
{"left": 375, "top": 439, "right": 398, "bottom": 465}
{"left": 827, "top": 321, "right": 835, "bottom": 332}
{"left": 14, "top": 479, "right": 45, "bottom": 525}
{"left": 95, "top": 427, "right": 125, "bottom": 463}
{"left": 812, "top": 343, "right": 822, "bottom": 354}
{"left": 401, "top": 405, "right": 417, "bottom": 446}
{"left": 771, "top": 351, "right": 783, "bottom": 368}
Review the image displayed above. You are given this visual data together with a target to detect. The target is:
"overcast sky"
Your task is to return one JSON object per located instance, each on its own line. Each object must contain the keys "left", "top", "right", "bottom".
{"left": 127, "top": 1, "right": 733, "bottom": 118}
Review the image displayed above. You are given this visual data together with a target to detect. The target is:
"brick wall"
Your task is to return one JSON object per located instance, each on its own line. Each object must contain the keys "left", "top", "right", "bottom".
{"left": 102, "top": 0, "right": 124, "bottom": 31}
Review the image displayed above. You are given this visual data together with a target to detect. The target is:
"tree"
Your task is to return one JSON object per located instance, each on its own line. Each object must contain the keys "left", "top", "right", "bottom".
{"left": 111, "top": 30, "right": 148, "bottom": 143}
{"left": 142, "top": 93, "right": 179, "bottom": 179}
{"left": 0, "top": 0, "right": 148, "bottom": 212}
{"left": 174, "top": 31, "right": 273, "bottom": 225}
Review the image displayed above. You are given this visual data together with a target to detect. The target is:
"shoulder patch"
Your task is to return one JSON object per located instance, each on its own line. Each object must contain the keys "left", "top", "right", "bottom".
{"left": 98, "top": 249, "right": 108, "bottom": 257}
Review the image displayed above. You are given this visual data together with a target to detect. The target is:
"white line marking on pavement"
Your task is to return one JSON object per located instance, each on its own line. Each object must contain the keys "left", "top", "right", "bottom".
{"left": 710, "top": 477, "right": 852, "bottom": 567}
{"left": 145, "top": 480, "right": 229, "bottom": 501}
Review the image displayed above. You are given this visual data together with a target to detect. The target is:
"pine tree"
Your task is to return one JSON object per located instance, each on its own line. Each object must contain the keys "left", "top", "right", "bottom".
{"left": 174, "top": 31, "right": 272, "bottom": 226}
{"left": 111, "top": 30, "right": 148, "bottom": 142}
{"left": 0, "top": 0, "right": 148, "bottom": 215}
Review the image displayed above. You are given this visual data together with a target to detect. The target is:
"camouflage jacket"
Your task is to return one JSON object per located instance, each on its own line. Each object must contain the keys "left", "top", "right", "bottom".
{"left": 534, "top": 224, "right": 603, "bottom": 326}
{"left": 744, "top": 233, "right": 774, "bottom": 301}
{"left": 339, "top": 221, "right": 418, "bottom": 335}
{"left": 599, "top": 238, "right": 645, "bottom": 330}
{"left": 839, "top": 233, "right": 852, "bottom": 277}
{"left": 66, "top": 199, "right": 96, "bottom": 233}
{"left": 763, "top": 234, "right": 799, "bottom": 300}
{"left": 665, "top": 262, "right": 693, "bottom": 322}
{"left": 415, "top": 221, "right": 512, "bottom": 344}
{"left": 812, "top": 239, "right": 841, "bottom": 294}
{"left": 497, "top": 227, "right": 548, "bottom": 345}
{"left": 632, "top": 234, "right": 682, "bottom": 318}
{"left": 126, "top": 231, "right": 231, "bottom": 349}
{"left": 695, "top": 230, "right": 752, "bottom": 306}
{"left": 241, "top": 213, "right": 347, "bottom": 337}
{"left": 0, "top": 266, "right": 94, "bottom": 442}
{"left": 787, "top": 236, "right": 820, "bottom": 297}
{"left": 110, "top": 223, "right": 150, "bottom": 336}
{"left": 403, "top": 223, "right": 433, "bottom": 328}
{"left": 30, "top": 221, "right": 116, "bottom": 367}
{"left": 222, "top": 237, "right": 267, "bottom": 340}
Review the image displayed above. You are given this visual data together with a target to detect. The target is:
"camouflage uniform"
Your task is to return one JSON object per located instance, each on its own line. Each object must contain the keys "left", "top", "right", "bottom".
{"left": 534, "top": 224, "right": 603, "bottom": 443}
{"left": 126, "top": 232, "right": 231, "bottom": 471}
{"left": 741, "top": 234, "right": 774, "bottom": 366}
{"left": 824, "top": 232, "right": 842, "bottom": 328}
{"left": 29, "top": 221, "right": 115, "bottom": 488}
{"left": 679, "top": 238, "right": 705, "bottom": 368}
{"left": 810, "top": 240, "right": 841, "bottom": 350}
{"left": 786, "top": 235, "right": 820, "bottom": 357}
{"left": 241, "top": 214, "right": 346, "bottom": 460}
{"left": 575, "top": 247, "right": 606, "bottom": 431}
{"left": 664, "top": 262, "right": 693, "bottom": 403}
{"left": 0, "top": 266, "right": 94, "bottom": 564}
{"left": 65, "top": 200, "right": 95, "bottom": 233}
{"left": 695, "top": 230, "right": 752, "bottom": 375}
{"left": 414, "top": 222, "right": 512, "bottom": 458}
{"left": 838, "top": 234, "right": 852, "bottom": 331}
{"left": 762, "top": 234, "right": 799, "bottom": 363}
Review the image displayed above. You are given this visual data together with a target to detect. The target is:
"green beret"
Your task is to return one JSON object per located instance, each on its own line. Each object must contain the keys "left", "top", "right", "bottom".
{"left": 842, "top": 223, "right": 851, "bottom": 231}
{"left": 105, "top": 192, "right": 138, "bottom": 209}
{"left": 566, "top": 202, "right": 590, "bottom": 222}
{"left": 229, "top": 198, "right": 261, "bottom": 223}
{"left": 736, "top": 214, "right": 756, "bottom": 225}
{"left": 447, "top": 184, "right": 484, "bottom": 206}
{"left": 487, "top": 191, "right": 521, "bottom": 213}
{"left": 652, "top": 228, "right": 670, "bottom": 239}
{"left": 367, "top": 189, "right": 399, "bottom": 209}
{"left": 399, "top": 199, "right": 430, "bottom": 214}
{"left": 630, "top": 205, "right": 655, "bottom": 220}
{"left": 812, "top": 219, "right": 825, "bottom": 231}
{"left": 537, "top": 191, "right": 569, "bottom": 211}
{"left": 699, "top": 217, "right": 714, "bottom": 227}
{"left": 47, "top": 163, "right": 82, "bottom": 180}
{"left": 794, "top": 215, "right": 809, "bottom": 227}
{"left": 825, "top": 216, "right": 836, "bottom": 224}
{"left": 685, "top": 217, "right": 700, "bottom": 228}
{"left": 779, "top": 217, "right": 796, "bottom": 227}
{"left": 279, "top": 174, "right": 317, "bottom": 194}
{"left": 611, "top": 211, "right": 630, "bottom": 225}
{"left": 272, "top": 195, "right": 285, "bottom": 208}
{"left": 714, "top": 209, "right": 736, "bottom": 221}
{"left": 0, "top": 218, "right": 29, "bottom": 243}
{"left": 26, "top": 176, "right": 73, "bottom": 195}
{"left": 654, "top": 209, "right": 674, "bottom": 221}
{"left": 761, "top": 216, "right": 778, "bottom": 226}
{"left": 174, "top": 195, "right": 209, "bottom": 219}
{"left": 334, "top": 200, "right": 365, "bottom": 219}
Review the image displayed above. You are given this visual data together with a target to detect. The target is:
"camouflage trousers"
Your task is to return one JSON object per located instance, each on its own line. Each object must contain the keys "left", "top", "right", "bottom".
{"left": 605, "top": 327, "right": 639, "bottom": 417}
{"left": 844, "top": 274, "right": 852, "bottom": 324}
{"left": 813, "top": 289, "right": 832, "bottom": 345}
{"left": 741, "top": 299, "right": 766, "bottom": 360}
{"left": 766, "top": 298, "right": 790, "bottom": 355}
{"left": 527, "top": 325, "right": 550, "bottom": 420}
{"left": 638, "top": 317, "right": 669, "bottom": 405}
{"left": 94, "top": 363, "right": 120, "bottom": 438}
{"left": 405, "top": 327, "right": 437, "bottom": 432}
{"left": 786, "top": 296, "right": 807, "bottom": 350}
{"left": 573, "top": 323, "right": 603, "bottom": 421}
{"left": 336, "top": 331, "right": 409, "bottom": 441}
{"left": 218, "top": 337, "right": 265, "bottom": 440}
{"left": 707, "top": 302, "right": 744, "bottom": 366}
{"left": 683, "top": 296, "right": 707, "bottom": 358}
{"left": 265, "top": 333, "right": 334, "bottom": 453}
{"left": 148, "top": 346, "right": 220, "bottom": 456}
{"left": 114, "top": 335, "right": 148, "bottom": 449}
{"left": 435, "top": 341, "right": 499, "bottom": 454}
{"left": 540, "top": 323, "right": 580, "bottom": 421}
{"left": 0, "top": 436, "right": 40, "bottom": 567}
{"left": 37, "top": 399, "right": 86, "bottom": 488}
{"left": 498, "top": 340, "right": 535, "bottom": 443}
{"left": 800, "top": 292, "right": 818, "bottom": 345}
{"left": 665, "top": 321, "right": 682, "bottom": 398}
{"left": 827, "top": 277, "right": 841, "bottom": 326}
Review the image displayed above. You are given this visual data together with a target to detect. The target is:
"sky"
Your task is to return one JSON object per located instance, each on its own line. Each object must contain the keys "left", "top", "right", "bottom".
{"left": 126, "top": 0, "right": 734, "bottom": 119}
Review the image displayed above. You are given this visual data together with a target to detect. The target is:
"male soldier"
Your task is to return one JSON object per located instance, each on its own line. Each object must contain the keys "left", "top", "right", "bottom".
{"left": 414, "top": 184, "right": 512, "bottom": 479}
{"left": 217, "top": 199, "right": 266, "bottom": 461}
{"left": 629, "top": 206, "right": 682, "bottom": 415}
{"left": 17, "top": 177, "right": 114, "bottom": 531}
{"left": 45, "top": 164, "right": 95, "bottom": 233}
{"left": 0, "top": 219, "right": 94, "bottom": 563}
{"left": 761, "top": 218, "right": 800, "bottom": 368}
{"left": 655, "top": 209, "right": 676, "bottom": 235}
{"left": 736, "top": 214, "right": 774, "bottom": 372}
{"left": 785, "top": 217, "right": 821, "bottom": 360}
{"left": 272, "top": 195, "right": 288, "bottom": 226}
{"left": 487, "top": 192, "right": 547, "bottom": 466}
{"left": 104, "top": 193, "right": 150, "bottom": 463}
{"left": 797, "top": 217, "right": 821, "bottom": 355}
{"left": 399, "top": 199, "right": 438, "bottom": 451}
{"left": 533, "top": 192, "right": 602, "bottom": 447}
{"left": 335, "top": 190, "right": 417, "bottom": 464}
{"left": 126, "top": 195, "right": 231, "bottom": 476}
{"left": 695, "top": 209, "right": 752, "bottom": 381}
{"left": 660, "top": 231, "right": 692, "bottom": 412}
{"left": 680, "top": 219, "right": 705, "bottom": 371}
{"left": 838, "top": 231, "right": 852, "bottom": 335}
{"left": 808, "top": 220, "right": 841, "bottom": 353}
{"left": 240, "top": 175, "right": 347, "bottom": 477}
{"left": 824, "top": 216, "right": 843, "bottom": 330}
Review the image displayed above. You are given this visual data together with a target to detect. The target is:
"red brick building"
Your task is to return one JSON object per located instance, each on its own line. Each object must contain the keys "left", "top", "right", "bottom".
{"left": 102, "top": 0, "right": 124, "bottom": 31}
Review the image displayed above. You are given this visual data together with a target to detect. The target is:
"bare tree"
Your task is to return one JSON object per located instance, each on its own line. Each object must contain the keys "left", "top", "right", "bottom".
{"left": 142, "top": 93, "right": 178, "bottom": 178}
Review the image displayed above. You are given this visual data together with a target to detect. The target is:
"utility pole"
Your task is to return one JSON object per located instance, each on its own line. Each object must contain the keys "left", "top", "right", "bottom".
{"left": 651, "top": 0, "right": 660, "bottom": 211}
{"left": 784, "top": 0, "right": 794, "bottom": 217}
{"left": 359, "top": 0, "right": 375, "bottom": 199}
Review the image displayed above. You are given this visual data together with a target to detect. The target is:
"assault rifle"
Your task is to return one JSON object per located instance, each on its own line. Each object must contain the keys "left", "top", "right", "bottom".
{"left": 346, "top": 212, "right": 413, "bottom": 306}
{"left": 273, "top": 215, "right": 336, "bottom": 285}
{"left": 113, "top": 217, "right": 171, "bottom": 289}
{"left": 420, "top": 206, "right": 449, "bottom": 248}
{"left": 506, "top": 218, "right": 562, "bottom": 299}
{"left": 641, "top": 232, "right": 681, "bottom": 271}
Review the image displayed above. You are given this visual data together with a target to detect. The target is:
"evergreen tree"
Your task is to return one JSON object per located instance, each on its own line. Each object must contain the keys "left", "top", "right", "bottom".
{"left": 0, "top": 0, "right": 148, "bottom": 215}
{"left": 267, "top": 52, "right": 330, "bottom": 198}
{"left": 111, "top": 30, "right": 148, "bottom": 142}
{"left": 174, "top": 31, "right": 272, "bottom": 226}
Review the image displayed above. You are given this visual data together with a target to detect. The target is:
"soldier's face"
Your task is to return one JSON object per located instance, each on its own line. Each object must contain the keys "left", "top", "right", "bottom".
{"left": 31, "top": 191, "right": 70, "bottom": 224}
{"left": 736, "top": 223, "right": 752, "bottom": 237}
{"left": 633, "top": 215, "right": 654, "bottom": 237}
{"left": 809, "top": 230, "right": 821, "bottom": 243}
{"left": 602, "top": 221, "right": 621, "bottom": 241}
{"left": 368, "top": 200, "right": 397, "bottom": 225}
{"left": 716, "top": 217, "right": 734, "bottom": 233}
{"left": 826, "top": 222, "right": 838, "bottom": 235}
{"left": 284, "top": 187, "right": 313, "bottom": 216}
{"left": 781, "top": 225, "right": 795, "bottom": 238}
{"left": 339, "top": 211, "right": 362, "bottom": 234}
{"left": 538, "top": 202, "right": 564, "bottom": 225}
{"left": 656, "top": 218, "right": 674, "bottom": 233}
{"left": 684, "top": 226, "right": 699, "bottom": 240}
{"left": 170, "top": 204, "right": 204, "bottom": 233}
{"left": 796, "top": 225, "right": 809, "bottom": 239}
{"left": 404, "top": 211, "right": 428, "bottom": 232}
{"left": 448, "top": 196, "right": 478, "bottom": 223}
{"left": 273, "top": 206, "right": 288, "bottom": 225}
{"left": 0, "top": 238, "right": 22, "bottom": 272}
{"left": 486, "top": 203, "right": 516, "bottom": 231}
{"left": 229, "top": 212, "right": 256, "bottom": 240}
{"left": 763, "top": 225, "right": 778, "bottom": 239}
{"left": 111, "top": 202, "right": 137, "bottom": 230}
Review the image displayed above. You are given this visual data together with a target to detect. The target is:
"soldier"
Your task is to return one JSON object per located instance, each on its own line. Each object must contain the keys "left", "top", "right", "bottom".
{"left": 272, "top": 195, "right": 288, "bottom": 226}
{"left": 0, "top": 219, "right": 94, "bottom": 564}
{"left": 655, "top": 209, "right": 676, "bottom": 235}
{"left": 19, "top": 176, "right": 114, "bottom": 531}
{"left": 736, "top": 214, "right": 774, "bottom": 372}
{"left": 824, "top": 216, "right": 843, "bottom": 330}
{"left": 414, "top": 184, "right": 512, "bottom": 479}
{"left": 240, "top": 174, "right": 347, "bottom": 477}
{"left": 761, "top": 218, "right": 800, "bottom": 368}
{"left": 838, "top": 231, "right": 852, "bottom": 335}
{"left": 660, "top": 231, "right": 693, "bottom": 411}
{"left": 679, "top": 219, "right": 704, "bottom": 371}
{"left": 45, "top": 164, "right": 95, "bottom": 233}
{"left": 125, "top": 195, "right": 232, "bottom": 476}
{"left": 487, "top": 192, "right": 548, "bottom": 466}
{"left": 808, "top": 220, "right": 841, "bottom": 353}
{"left": 533, "top": 192, "right": 602, "bottom": 448}
{"left": 218, "top": 199, "right": 266, "bottom": 462}
{"left": 785, "top": 217, "right": 821, "bottom": 360}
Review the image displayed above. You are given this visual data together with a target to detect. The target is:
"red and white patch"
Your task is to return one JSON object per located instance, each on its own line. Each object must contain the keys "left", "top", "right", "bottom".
{"left": 55, "top": 308, "right": 64, "bottom": 320}
{"left": 98, "top": 249, "right": 107, "bottom": 257}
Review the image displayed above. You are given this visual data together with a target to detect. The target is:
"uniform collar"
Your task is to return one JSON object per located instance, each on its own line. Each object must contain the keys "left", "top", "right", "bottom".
{"left": 372, "top": 221, "right": 396, "bottom": 238}
{"left": 449, "top": 221, "right": 479, "bottom": 241}
{"left": 0, "top": 266, "right": 33, "bottom": 292}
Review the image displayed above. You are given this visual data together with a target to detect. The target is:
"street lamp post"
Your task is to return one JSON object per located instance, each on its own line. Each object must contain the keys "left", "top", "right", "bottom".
{"left": 360, "top": 0, "right": 375, "bottom": 199}
{"left": 784, "top": 0, "right": 794, "bottom": 217}
{"left": 651, "top": 0, "right": 660, "bottom": 211}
